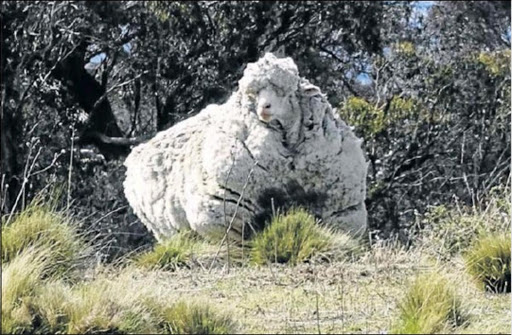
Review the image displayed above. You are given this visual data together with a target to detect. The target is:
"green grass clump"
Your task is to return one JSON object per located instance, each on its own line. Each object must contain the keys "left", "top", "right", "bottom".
{"left": 393, "top": 273, "right": 466, "bottom": 334}
{"left": 465, "top": 233, "right": 511, "bottom": 293}
{"left": 1, "top": 246, "right": 53, "bottom": 334}
{"left": 250, "top": 207, "right": 334, "bottom": 265}
{"left": 153, "top": 301, "right": 237, "bottom": 334}
{"left": 56, "top": 277, "right": 156, "bottom": 334}
{"left": 1, "top": 200, "right": 84, "bottom": 277}
{"left": 133, "top": 230, "right": 206, "bottom": 270}
{"left": 25, "top": 271, "right": 237, "bottom": 334}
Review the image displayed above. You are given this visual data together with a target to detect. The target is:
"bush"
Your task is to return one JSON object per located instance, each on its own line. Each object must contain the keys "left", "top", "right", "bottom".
{"left": 465, "top": 233, "right": 511, "bottom": 293}
{"left": 393, "top": 273, "right": 466, "bottom": 334}
{"left": 133, "top": 230, "right": 206, "bottom": 270}
{"left": 1, "top": 199, "right": 85, "bottom": 278}
{"left": 249, "top": 207, "right": 353, "bottom": 265}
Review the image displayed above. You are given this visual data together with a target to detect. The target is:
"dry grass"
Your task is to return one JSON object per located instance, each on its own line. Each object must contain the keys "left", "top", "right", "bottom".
{"left": 3, "top": 236, "right": 509, "bottom": 334}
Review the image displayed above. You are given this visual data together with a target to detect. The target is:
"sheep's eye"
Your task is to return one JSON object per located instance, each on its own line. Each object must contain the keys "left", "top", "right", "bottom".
{"left": 264, "top": 103, "right": 271, "bottom": 109}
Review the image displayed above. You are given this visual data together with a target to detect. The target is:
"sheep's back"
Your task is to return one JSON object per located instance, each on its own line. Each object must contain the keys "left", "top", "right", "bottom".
{"left": 123, "top": 109, "right": 216, "bottom": 240}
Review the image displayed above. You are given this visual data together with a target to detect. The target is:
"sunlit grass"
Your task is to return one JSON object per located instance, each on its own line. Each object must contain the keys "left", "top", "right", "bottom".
{"left": 465, "top": 233, "right": 511, "bottom": 293}
{"left": 132, "top": 230, "right": 209, "bottom": 271}
{"left": 392, "top": 272, "right": 466, "bottom": 334}
{"left": 249, "top": 207, "right": 359, "bottom": 265}
{"left": 1, "top": 199, "right": 85, "bottom": 278}
{"left": 2, "top": 246, "right": 53, "bottom": 334}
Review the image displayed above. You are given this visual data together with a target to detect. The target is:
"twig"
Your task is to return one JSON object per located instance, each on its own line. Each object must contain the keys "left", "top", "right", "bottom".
{"left": 223, "top": 143, "right": 237, "bottom": 273}
{"left": 92, "top": 71, "right": 149, "bottom": 112}
{"left": 5, "top": 143, "right": 41, "bottom": 225}
{"left": 67, "top": 127, "right": 75, "bottom": 211}
{"left": 30, "top": 151, "right": 64, "bottom": 177}
{"left": 208, "top": 161, "right": 257, "bottom": 273}
{"left": 316, "top": 290, "right": 322, "bottom": 335}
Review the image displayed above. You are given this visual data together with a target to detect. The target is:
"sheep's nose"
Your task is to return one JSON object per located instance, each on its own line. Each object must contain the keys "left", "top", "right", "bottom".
{"left": 258, "top": 106, "right": 272, "bottom": 123}
{"left": 264, "top": 103, "right": 271, "bottom": 109}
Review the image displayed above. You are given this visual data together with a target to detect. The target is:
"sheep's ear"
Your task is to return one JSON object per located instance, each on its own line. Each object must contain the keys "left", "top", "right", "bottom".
{"left": 301, "top": 84, "right": 321, "bottom": 97}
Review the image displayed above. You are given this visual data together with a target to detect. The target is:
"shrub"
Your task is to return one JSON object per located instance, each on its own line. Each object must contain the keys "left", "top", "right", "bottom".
{"left": 154, "top": 301, "right": 237, "bottom": 334}
{"left": 1, "top": 199, "right": 85, "bottom": 278}
{"left": 250, "top": 207, "right": 336, "bottom": 265}
{"left": 393, "top": 273, "right": 466, "bottom": 334}
{"left": 133, "top": 230, "right": 206, "bottom": 270}
{"left": 465, "top": 233, "right": 511, "bottom": 293}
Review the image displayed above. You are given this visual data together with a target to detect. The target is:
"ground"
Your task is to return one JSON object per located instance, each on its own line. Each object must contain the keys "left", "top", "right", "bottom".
{"left": 117, "top": 240, "right": 511, "bottom": 334}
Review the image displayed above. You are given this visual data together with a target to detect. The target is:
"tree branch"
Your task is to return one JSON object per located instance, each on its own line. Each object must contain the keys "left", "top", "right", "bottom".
{"left": 78, "top": 131, "right": 149, "bottom": 147}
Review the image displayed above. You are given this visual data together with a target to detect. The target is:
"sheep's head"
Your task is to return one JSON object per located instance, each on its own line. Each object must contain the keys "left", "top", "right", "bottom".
{"left": 256, "top": 87, "right": 293, "bottom": 124}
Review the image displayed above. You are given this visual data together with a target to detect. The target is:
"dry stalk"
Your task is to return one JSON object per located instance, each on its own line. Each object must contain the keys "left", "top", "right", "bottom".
{"left": 208, "top": 160, "right": 257, "bottom": 273}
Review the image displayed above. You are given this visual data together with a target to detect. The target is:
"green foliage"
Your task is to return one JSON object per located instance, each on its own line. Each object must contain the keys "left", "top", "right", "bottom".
{"left": 395, "top": 41, "right": 416, "bottom": 57}
{"left": 133, "top": 231, "right": 205, "bottom": 270}
{"left": 250, "top": 207, "right": 332, "bottom": 265}
{"left": 465, "top": 233, "right": 511, "bottom": 293}
{"left": 340, "top": 97, "right": 385, "bottom": 137}
{"left": 1, "top": 199, "right": 85, "bottom": 278}
{"left": 155, "top": 301, "right": 237, "bottom": 334}
{"left": 393, "top": 273, "right": 466, "bottom": 334}
{"left": 476, "top": 50, "right": 511, "bottom": 77}
{"left": 392, "top": 96, "right": 417, "bottom": 118}
{"left": 340, "top": 95, "right": 422, "bottom": 140}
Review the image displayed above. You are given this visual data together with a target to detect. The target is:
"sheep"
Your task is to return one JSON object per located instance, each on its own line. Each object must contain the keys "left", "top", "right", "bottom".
{"left": 124, "top": 53, "right": 368, "bottom": 243}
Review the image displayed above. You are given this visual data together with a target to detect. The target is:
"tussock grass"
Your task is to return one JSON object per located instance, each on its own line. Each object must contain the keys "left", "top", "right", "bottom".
{"left": 250, "top": 207, "right": 360, "bottom": 265}
{"left": 55, "top": 274, "right": 155, "bottom": 334}
{"left": 133, "top": 230, "right": 210, "bottom": 270}
{"left": 148, "top": 300, "right": 237, "bottom": 334}
{"left": 465, "top": 233, "right": 511, "bottom": 293}
{"left": 392, "top": 272, "right": 466, "bottom": 334}
{"left": 2, "top": 246, "right": 50, "bottom": 334}
{"left": 1, "top": 199, "right": 85, "bottom": 278}
{"left": 250, "top": 207, "right": 329, "bottom": 265}
{"left": 3, "top": 265, "right": 238, "bottom": 334}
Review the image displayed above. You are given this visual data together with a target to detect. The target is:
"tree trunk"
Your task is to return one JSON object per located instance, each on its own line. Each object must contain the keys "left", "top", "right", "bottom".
{"left": 53, "top": 44, "right": 130, "bottom": 159}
